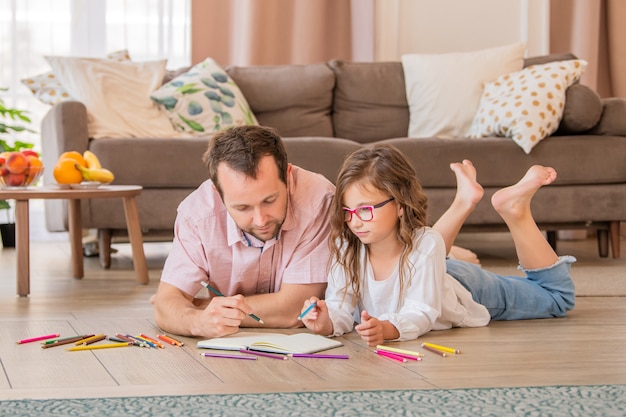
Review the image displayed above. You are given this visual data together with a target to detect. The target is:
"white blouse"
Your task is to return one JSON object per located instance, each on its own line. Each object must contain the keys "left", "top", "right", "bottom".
{"left": 326, "top": 227, "right": 490, "bottom": 341}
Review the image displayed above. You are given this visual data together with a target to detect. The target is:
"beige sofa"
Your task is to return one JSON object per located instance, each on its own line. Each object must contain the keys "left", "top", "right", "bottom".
{"left": 41, "top": 53, "right": 626, "bottom": 266}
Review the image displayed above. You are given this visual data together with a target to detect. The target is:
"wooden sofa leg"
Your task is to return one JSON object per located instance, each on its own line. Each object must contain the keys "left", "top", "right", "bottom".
{"left": 597, "top": 229, "right": 609, "bottom": 258}
{"left": 610, "top": 221, "right": 621, "bottom": 259}
{"left": 546, "top": 231, "right": 557, "bottom": 251}
{"left": 98, "top": 228, "right": 112, "bottom": 269}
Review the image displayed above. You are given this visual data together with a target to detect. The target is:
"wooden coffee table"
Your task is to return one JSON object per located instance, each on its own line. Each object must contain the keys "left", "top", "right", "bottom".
{"left": 0, "top": 185, "right": 148, "bottom": 297}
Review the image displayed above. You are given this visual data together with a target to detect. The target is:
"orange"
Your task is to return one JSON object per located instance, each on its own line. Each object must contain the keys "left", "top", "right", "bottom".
{"left": 53, "top": 158, "right": 83, "bottom": 184}
{"left": 58, "top": 151, "right": 87, "bottom": 168}
{"left": 25, "top": 155, "right": 44, "bottom": 184}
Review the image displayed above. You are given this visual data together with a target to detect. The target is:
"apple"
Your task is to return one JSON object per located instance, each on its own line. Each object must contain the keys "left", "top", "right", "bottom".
{"left": 6, "top": 172, "right": 26, "bottom": 186}
{"left": 21, "top": 149, "right": 39, "bottom": 158}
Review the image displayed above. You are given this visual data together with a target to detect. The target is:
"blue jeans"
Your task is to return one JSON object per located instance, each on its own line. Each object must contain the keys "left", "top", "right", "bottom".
{"left": 446, "top": 256, "right": 576, "bottom": 320}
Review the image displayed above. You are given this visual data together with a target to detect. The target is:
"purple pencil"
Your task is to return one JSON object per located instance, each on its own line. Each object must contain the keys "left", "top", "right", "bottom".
{"left": 239, "top": 349, "right": 288, "bottom": 360}
{"left": 200, "top": 352, "right": 257, "bottom": 360}
{"left": 289, "top": 353, "right": 349, "bottom": 359}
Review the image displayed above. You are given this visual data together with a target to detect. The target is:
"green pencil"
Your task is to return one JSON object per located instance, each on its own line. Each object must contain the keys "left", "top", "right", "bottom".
{"left": 200, "top": 281, "right": 265, "bottom": 324}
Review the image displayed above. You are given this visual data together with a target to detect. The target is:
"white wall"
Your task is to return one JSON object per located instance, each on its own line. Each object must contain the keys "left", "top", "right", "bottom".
{"left": 375, "top": 0, "right": 549, "bottom": 60}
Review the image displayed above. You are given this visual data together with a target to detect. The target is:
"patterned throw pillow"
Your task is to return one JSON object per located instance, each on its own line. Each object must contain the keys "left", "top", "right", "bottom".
{"left": 468, "top": 59, "right": 587, "bottom": 154}
{"left": 21, "top": 50, "right": 131, "bottom": 106}
{"left": 151, "top": 57, "right": 257, "bottom": 135}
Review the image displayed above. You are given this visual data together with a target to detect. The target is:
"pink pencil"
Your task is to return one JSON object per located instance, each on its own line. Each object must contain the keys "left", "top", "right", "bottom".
{"left": 376, "top": 349, "right": 407, "bottom": 363}
{"left": 289, "top": 353, "right": 349, "bottom": 359}
{"left": 16, "top": 333, "right": 60, "bottom": 344}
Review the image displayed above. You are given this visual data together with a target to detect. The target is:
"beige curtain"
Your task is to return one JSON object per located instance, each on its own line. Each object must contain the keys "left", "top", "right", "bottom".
{"left": 190, "top": 0, "right": 372, "bottom": 66}
{"left": 550, "top": 0, "right": 626, "bottom": 98}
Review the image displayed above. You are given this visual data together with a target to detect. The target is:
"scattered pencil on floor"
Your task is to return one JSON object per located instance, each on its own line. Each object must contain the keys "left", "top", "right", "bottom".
{"left": 16, "top": 333, "right": 60, "bottom": 344}
{"left": 421, "top": 344, "right": 448, "bottom": 357}
{"left": 66, "top": 342, "right": 133, "bottom": 351}
{"left": 421, "top": 342, "right": 461, "bottom": 354}
{"left": 158, "top": 334, "right": 184, "bottom": 346}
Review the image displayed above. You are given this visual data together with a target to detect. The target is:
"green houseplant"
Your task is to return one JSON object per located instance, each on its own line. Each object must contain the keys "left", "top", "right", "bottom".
{"left": 1, "top": 87, "right": 36, "bottom": 247}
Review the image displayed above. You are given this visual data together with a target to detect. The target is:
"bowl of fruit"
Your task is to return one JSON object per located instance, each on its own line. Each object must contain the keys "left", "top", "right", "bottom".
{"left": 53, "top": 150, "right": 114, "bottom": 188}
{"left": 0, "top": 150, "right": 44, "bottom": 189}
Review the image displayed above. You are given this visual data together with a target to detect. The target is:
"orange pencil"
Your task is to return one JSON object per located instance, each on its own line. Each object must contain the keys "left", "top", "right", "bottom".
{"left": 157, "top": 334, "right": 184, "bottom": 346}
{"left": 139, "top": 334, "right": 165, "bottom": 349}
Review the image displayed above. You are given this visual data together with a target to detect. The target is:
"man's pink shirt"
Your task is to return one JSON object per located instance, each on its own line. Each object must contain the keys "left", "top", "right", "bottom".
{"left": 160, "top": 165, "right": 335, "bottom": 297}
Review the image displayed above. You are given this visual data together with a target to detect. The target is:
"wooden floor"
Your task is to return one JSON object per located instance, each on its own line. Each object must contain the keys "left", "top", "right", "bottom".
{"left": 1, "top": 213, "right": 625, "bottom": 400}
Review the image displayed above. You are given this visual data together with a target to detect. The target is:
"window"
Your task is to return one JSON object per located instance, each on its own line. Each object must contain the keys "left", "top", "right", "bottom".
{"left": 0, "top": 0, "right": 190, "bottom": 149}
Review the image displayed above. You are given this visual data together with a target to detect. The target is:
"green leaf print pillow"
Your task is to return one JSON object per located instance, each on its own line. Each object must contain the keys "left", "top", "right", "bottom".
{"left": 151, "top": 57, "right": 258, "bottom": 135}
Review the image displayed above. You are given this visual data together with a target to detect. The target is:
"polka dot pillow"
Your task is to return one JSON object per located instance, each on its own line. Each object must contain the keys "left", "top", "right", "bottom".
{"left": 468, "top": 59, "right": 587, "bottom": 154}
{"left": 21, "top": 50, "right": 131, "bottom": 105}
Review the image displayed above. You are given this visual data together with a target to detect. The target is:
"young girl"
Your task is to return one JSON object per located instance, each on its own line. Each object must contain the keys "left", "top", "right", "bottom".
{"left": 301, "top": 144, "right": 576, "bottom": 346}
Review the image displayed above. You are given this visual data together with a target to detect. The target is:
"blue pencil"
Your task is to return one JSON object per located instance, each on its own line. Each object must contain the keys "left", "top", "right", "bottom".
{"left": 297, "top": 302, "right": 317, "bottom": 320}
{"left": 200, "top": 281, "right": 265, "bottom": 324}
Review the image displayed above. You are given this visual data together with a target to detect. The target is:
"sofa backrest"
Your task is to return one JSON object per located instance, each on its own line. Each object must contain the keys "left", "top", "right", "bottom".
{"left": 226, "top": 63, "right": 335, "bottom": 138}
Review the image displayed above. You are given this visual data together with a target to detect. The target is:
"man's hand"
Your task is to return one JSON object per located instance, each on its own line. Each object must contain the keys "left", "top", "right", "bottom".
{"left": 153, "top": 282, "right": 254, "bottom": 339}
{"left": 195, "top": 294, "right": 254, "bottom": 338}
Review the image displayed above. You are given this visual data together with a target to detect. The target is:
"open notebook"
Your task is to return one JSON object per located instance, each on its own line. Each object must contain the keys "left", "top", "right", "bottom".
{"left": 197, "top": 332, "right": 343, "bottom": 354}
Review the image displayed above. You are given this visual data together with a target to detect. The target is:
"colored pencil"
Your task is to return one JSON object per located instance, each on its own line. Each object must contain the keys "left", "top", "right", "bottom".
{"left": 115, "top": 334, "right": 149, "bottom": 347}
{"left": 297, "top": 302, "right": 317, "bottom": 320}
{"left": 200, "top": 352, "right": 257, "bottom": 360}
{"left": 158, "top": 334, "right": 184, "bottom": 346}
{"left": 288, "top": 353, "right": 349, "bottom": 359}
{"left": 42, "top": 335, "right": 91, "bottom": 349}
{"left": 376, "top": 345, "right": 424, "bottom": 358}
{"left": 16, "top": 333, "right": 60, "bottom": 344}
{"left": 421, "top": 342, "right": 461, "bottom": 354}
{"left": 377, "top": 350, "right": 421, "bottom": 361}
{"left": 421, "top": 344, "right": 448, "bottom": 357}
{"left": 201, "top": 281, "right": 265, "bottom": 324}
{"left": 66, "top": 342, "right": 132, "bottom": 351}
{"left": 376, "top": 349, "right": 407, "bottom": 363}
{"left": 43, "top": 335, "right": 88, "bottom": 345}
{"left": 139, "top": 334, "right": 165, "bottom": 349}
{"left": 239, "top": 349, "right": 288, "bottom": 360}
{"left": 76, "top": 334, "right": 106, "bottom": 345}
{"left": 133, "top": 335, "right": 158, "bottom": 348}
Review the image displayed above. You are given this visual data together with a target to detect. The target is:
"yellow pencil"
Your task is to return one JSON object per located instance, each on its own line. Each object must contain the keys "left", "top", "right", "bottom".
{"left": 75, "top": 334, "right": 106, "bottom": 345}
{"left": 376, "top": 345, "right": 424, "bottom": 358}
{"left": 421, "top": 342, "right": 461, "bottom": 354}
{"left": 66, "top": 342, "right": 132, "bottom": 351}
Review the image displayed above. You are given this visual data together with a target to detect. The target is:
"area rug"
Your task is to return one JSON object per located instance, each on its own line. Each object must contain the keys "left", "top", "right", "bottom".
{"left": 2, "top": 385, "right": 625, "bottom": 417}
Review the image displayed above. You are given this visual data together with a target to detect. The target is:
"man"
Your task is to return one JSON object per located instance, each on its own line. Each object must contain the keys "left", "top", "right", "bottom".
{"left": 153, "top": 125, "right": 334, "bottom": 338}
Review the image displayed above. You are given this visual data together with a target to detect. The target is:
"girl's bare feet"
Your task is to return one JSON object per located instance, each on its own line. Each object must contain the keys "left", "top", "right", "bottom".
{"left": 491, "top": 165, "right": 557, "bottom": 222}
{"left": 449, "top": 160, "right": 484, "bottom": 211}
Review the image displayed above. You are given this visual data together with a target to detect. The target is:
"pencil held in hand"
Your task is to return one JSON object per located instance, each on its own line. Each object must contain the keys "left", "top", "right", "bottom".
{"left": 298, "top": 302, "right": 317, "bottom": 320}
{"left": 200, "top": 281, "right": 265, "bottom": 324}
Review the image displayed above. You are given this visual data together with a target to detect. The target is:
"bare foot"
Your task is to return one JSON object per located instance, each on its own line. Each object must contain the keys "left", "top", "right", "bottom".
{"left": 491, "top": 165, "right": 557, "bottom": 222}
{"left": 448, "top": 245, "right": 481, "bottom": 266}
{"left": 449, "top": 160, "right": 484, "bottom": 210}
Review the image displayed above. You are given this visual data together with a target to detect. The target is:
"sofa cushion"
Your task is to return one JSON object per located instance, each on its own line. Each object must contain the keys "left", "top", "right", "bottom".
{"left": 468, "top": 59, "right": 587, "bottom": 154}
{"left": 89, "top": 137, "right": 210, "bottom": 188}
{"left": 226, "top": 63, "right": 334, "bottom": 138}
{"left": 21, "top": 50, "right": 131, "bottom": 106}
{"left": 45, "top": 56, "right": 177, "bottom": 139}
{"left": 589, "top": 98, "right": 626, "bottom": 136}
{"left": 379, "top": 135, "right": 626, "bottom": 189}
{"left": 151, "top": 58, "right": 258, "bottom": 135}
{"left": 328, "top": 60, "right": 409, "bottom": 143}
{"left": 523, "top": 52, "right": 577, "bottom": 68}
{"left": 401, "top": 42, "right": 526, "bottom": 139}
{"left": 556, "top": 83, "right": 603, "bottom": 133}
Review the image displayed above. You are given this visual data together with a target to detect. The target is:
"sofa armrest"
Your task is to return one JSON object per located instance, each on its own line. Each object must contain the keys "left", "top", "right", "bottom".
{"left": 41, "top": 101, "right": 90, "bottom": 175}
{"left": 40, "top": 101, "right": 89, "bottom": 232}
{"left": 589, "top": 98, "right": 626, "bottom": 136}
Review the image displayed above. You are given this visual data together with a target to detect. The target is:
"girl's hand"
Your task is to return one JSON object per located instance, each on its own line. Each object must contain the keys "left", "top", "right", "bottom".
{"left": 300, "top": 297, "right": 333, "bottom": 336}
{"left": 355, "top": 310, "right": 389, "bottom": 347}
